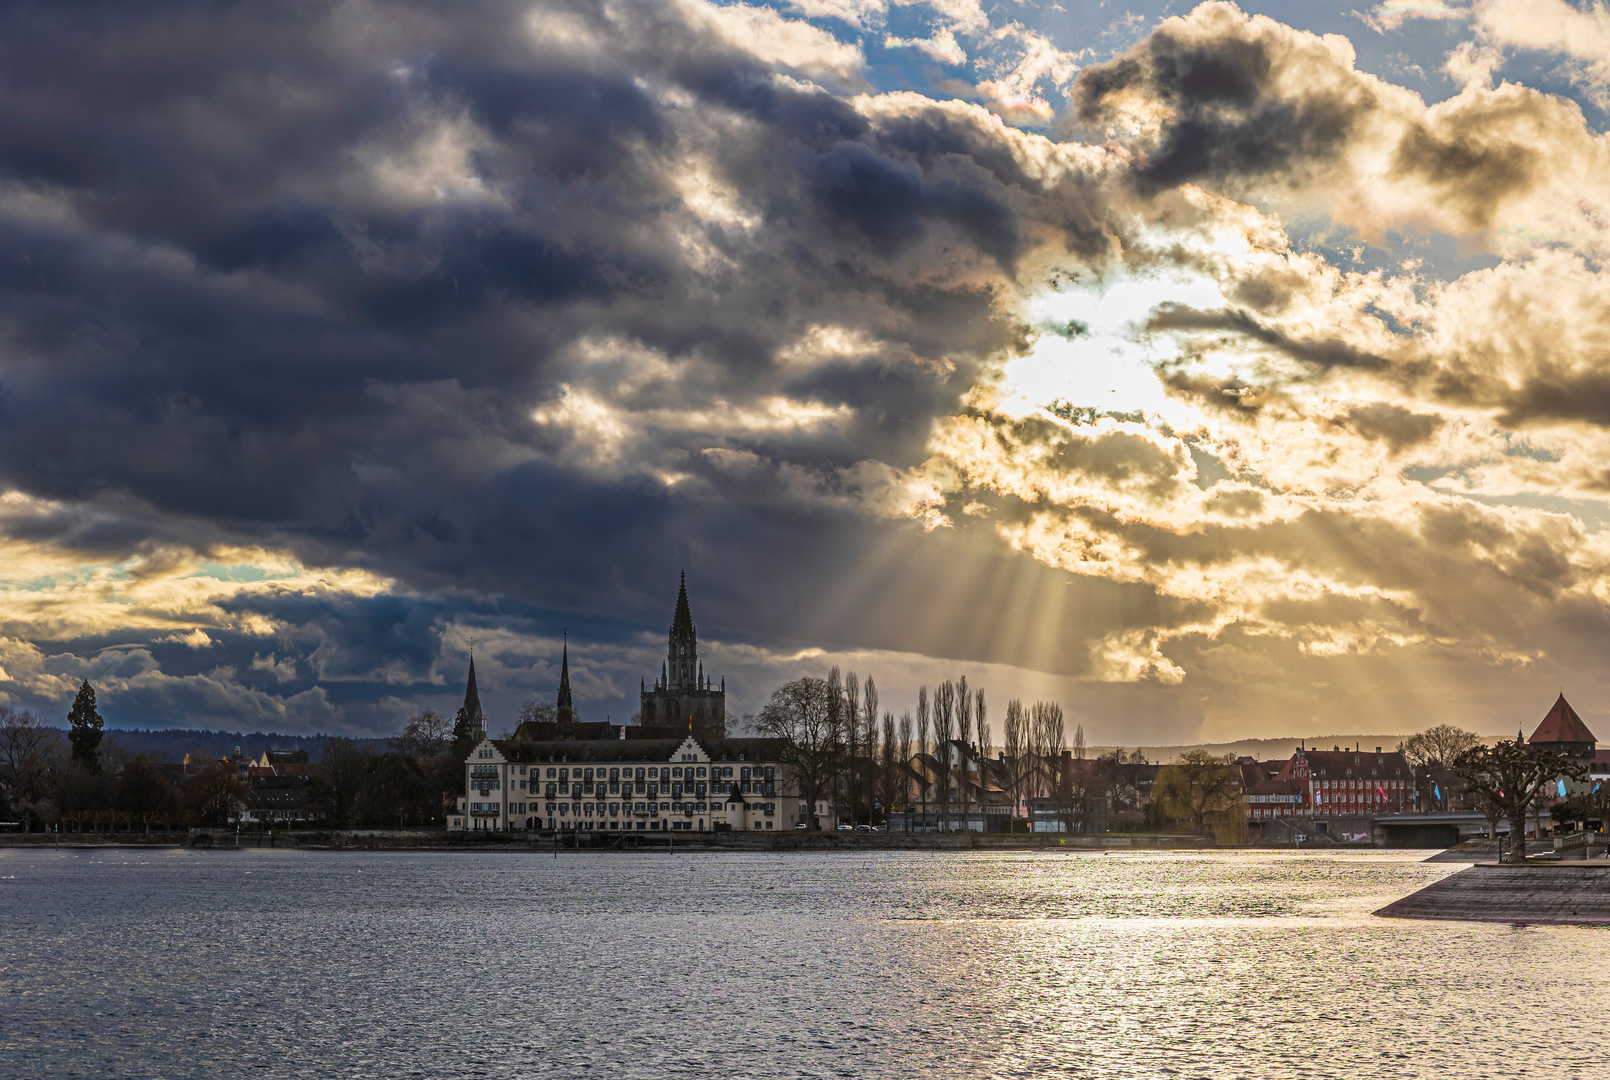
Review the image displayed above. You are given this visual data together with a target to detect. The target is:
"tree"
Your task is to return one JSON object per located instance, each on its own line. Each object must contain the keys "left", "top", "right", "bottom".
{"left": 117, "top": 756, "right": 177, "bottom": 832}
{"left": 862, "top": 676, "right": 879, "bottom": 826}
{"left": 956, "top": 676, "right": 972, "bottom": 833}
{"left": 878, "top": 710, "right": 896, "bottom": 829}
{"left": 1154, "top": 750, "right": 1239, "bottom": 835}
{"left": 915, "top": 687, "right": 930, "bottom": 830}
{"left": 451, "top": 705, "right": 479, "bottom": 751}
{"left": 393, "top": 709, "right": 451, "bottom": 758}
{"left": 843, "top": 671, "right": 862, "bottom": 828}
{"left": 0, "top": 707, "right": 56, "bottom": 828}
{"left": 516, "top": 700, "right": 559, "bottom": 729}
{"left": 752, "top": 676, "right": 842, "bottom": 830}
{"left": 1453, "top": 737, "right": 1587, "bottom": 863}
{"left": 320, "top": 737, "right": 372, "bottom": 826}
{"left": 67, "top": 679, "right": 104, "bottom": 772}
{"left": 933, "top": 681, "right": 955, "bottom": 830}
{"left": 183, "top": 762, "right": 247, "bottom": 826}
{"left": 897, "top": 709, "right": 913, "bottom": 833}
{"left": 359, "top": 752, "right": 431, "bottom": 827}
{"left": 1059, "top": 723, "right": 1090, "bottom": 834}
{"left": 1404, "top": 724, "right": 1479, "bottom": 811}
{"left": 1003, "top": 698, "right": 1027, "bottom": 827}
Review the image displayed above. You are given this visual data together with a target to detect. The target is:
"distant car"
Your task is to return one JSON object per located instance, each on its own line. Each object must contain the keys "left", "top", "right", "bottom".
{"left": 793, "top": 823, "right": 808, "bottom": 830}
{"left": 871, "top": 825, "right": 886, "bottom": 832}
{"left": 854, "top": 824, "right": 871, "bottom": 832}
{"left": 837, "top": 824, "right": 852, "bottom": 831}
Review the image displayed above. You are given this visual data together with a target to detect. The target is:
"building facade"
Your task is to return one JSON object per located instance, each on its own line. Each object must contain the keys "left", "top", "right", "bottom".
{"left": 1527, "top": 693, "right": 1599, "bottom": 797}
{"left": 447, "top": 734, "right": 805, "bottom": 833}
{"left": 639, "top": 573, "right": 725, "bottom": 739}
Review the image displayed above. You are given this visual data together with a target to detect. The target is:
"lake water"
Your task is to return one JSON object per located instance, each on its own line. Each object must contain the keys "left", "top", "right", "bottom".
{"left": 2, "top": 847, "right": 1605, "bottom": 1079}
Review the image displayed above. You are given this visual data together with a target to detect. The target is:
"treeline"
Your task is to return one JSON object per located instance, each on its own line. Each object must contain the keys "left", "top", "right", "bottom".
{"left": 750, "top": 667, "right": 1118, "bottom": 831}
{"left": 0, "top": 701, "right": 467, "bottom": 833}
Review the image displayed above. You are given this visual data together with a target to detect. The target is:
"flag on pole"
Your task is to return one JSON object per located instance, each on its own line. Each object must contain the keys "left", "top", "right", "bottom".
{"left": 1558, "top": 779, "right": 1568, "bottom": 798}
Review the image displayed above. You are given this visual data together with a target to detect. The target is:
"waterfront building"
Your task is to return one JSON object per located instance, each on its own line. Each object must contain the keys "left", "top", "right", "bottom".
{"left": 1526, "top": 693, "right": 1598, "bottom": 797}
{"left": 1245, "top": 746, "right": 1412, "bottom": 824}
{"left": 447, "top": 733, "right": 803, "bottom": 832}
{"left": 448, "top": 576, "right": 812, "bottom": 832}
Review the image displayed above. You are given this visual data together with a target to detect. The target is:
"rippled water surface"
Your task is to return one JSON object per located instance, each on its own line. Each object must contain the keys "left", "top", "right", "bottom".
{"left": 2, "top": 847, "right": 1605, "bottom": 1079}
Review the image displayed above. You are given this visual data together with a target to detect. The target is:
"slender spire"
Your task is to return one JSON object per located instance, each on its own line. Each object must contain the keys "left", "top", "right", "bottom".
{"left": 556, "top": 629, "right": 573, "bottom": 725}
{"left": 670, "top": 570, "right": 695, "bottom": 639}
{"left": 463, "top": 653, "right": 484, "bottom": 737}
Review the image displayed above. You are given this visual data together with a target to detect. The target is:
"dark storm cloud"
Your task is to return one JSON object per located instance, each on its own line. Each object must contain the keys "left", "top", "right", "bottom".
{"left": 1148, "top": 304, "right": 1388, "bottom": 372}
{"left": 0, "top": 0, "right": 1107, "bottom": 605}
{"left": 1072, "top": 5, "right": 1378, "bottom": 190}
{"left": 1330, "top": 402, "right": 1443, "bottom": 452}
{"left": 0, "top": 0, "right": 1172, "bottom": 730}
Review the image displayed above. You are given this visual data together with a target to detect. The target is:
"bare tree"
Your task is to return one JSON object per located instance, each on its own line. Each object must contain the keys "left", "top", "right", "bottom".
{"left": 915, "top": 687, "right": 930, "bottom": 832}
{"left": 956, "top": 676, "right": 972, "bottom": 833}
{"left": 1060, "top": 722, "right": 1088, "bottom": 834}
{"left": 1454, "top": 737, "right": 1586, "bottom": 862}
{"left": 864, "top": 677, "right": 880, "bottom": 825}
{"left": 844, "top": 671, "right": 861, "bottom": 827}
{"left": 753, "top": 675, "right": 843, "bottom": 830}
{"left": 1404, "top": 724, "right": 1479, "bottom": 811}
{"left": 1003, "top": 698, "right": 1026, "bottom": 827}
{"left": 898, "top": 709, "right": 913, "bottom": 833}
{"left": 975, "top": 689, "right": 991, "bottom": 832}
{"left": 879, "top": 710, "right": 895, "bottom": 828}
{"left": 320, "top": 738, "right": 373, "bottom": 827}
{"left": 393, "top": 709, "right": 451, "bottom": 758}
{"left": 1154, "top": 750, "right": 1239, "bottom": 834}
{"left": 0, "top": 708, "right": 52, "bottom": 789}
{"left": 933, "top": 681, "right": 956, "bottom": 830}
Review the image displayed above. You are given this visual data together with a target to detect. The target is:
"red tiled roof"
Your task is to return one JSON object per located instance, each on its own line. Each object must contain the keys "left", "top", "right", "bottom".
{"left": 1528, "top": 693, "right": 1598, "bottom": 746}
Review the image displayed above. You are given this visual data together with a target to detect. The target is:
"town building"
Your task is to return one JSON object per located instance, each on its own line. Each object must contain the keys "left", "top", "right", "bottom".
{"left": 1244, "top": 745, "right": 1412, "bottom": 827}
{"left": 448, "top": 575, "right": 802, "bottom": 832}
{"left": 1527, "top": 693, "right": 1599, "bottom": 797}
{"left": 447, "top": 732, "right": 803, "bottom": 832}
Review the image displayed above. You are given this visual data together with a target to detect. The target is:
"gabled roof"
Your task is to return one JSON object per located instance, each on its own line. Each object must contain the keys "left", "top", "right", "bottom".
{"left": 1529, "top": 693, "right": 1598, "bottom": 746}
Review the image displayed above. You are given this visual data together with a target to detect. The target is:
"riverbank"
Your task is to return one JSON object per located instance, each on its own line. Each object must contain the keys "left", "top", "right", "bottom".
{"left": 184, "top": 829, "right": 1220, "bottom": 852}
{"left": 2, "top": 829, "right": 1217, "bottom": 852}
{"left": 1375, "top": 863, "right": 1610, "bottom": 925}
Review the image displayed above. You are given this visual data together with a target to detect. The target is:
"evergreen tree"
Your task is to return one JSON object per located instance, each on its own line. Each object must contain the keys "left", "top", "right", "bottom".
{"left": 451, "top": 705, "right": 478, "bottom": 748}
{"left": 67, "top": 679, "right": 105, "bottom": 772}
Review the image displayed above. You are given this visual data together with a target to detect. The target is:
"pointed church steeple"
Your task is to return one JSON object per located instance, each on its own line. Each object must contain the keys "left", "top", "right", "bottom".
{"left": 667, "top": 570, "right": 698, "bottom": 690}
{"left": 462, "top": 652, "right": 485, "bottom": 739}
{"left": 671, "top": 570, "right": 695, "bottom": 639}
{"left": 556, "top": 629, "right": 574, "bottom": 726}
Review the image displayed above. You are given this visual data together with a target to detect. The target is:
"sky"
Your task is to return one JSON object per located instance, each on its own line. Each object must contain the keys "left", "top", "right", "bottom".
{"left": 3, "top": 0, "right": 1610, "bottom": 745}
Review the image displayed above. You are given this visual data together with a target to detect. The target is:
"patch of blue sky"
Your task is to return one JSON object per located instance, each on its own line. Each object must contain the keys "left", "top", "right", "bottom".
{"left": 189, "top": 561, "right": 296, "bottom": 584}
{"left": 1404, "top": 463, "right": 1610, "bottom": 529}
{"left": 1285, "top": 219, "right": 1505, "bottom": 285}
{"left": 0, "top": 566, "right": 113, "bottom": 592}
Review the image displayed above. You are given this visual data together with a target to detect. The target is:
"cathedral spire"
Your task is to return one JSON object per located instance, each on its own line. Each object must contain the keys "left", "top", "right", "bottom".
{"left": 462, "top": 652, "right": 484, "bottom": 738}
{"left": 556, "top": 629, "right": 574, "bottom": 725}
{"left": 670, "top": 570, "right": 694, "bottom": 639}
{"left": 667, "top": 571, "right": 698, "bottom": 690}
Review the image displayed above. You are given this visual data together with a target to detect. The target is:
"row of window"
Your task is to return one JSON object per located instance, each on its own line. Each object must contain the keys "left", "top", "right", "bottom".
{"left": 514, "top": 764, "right": 775, "bottom": 782}
{"left": 538, "top": 800, "right": 779, "bottom": 816}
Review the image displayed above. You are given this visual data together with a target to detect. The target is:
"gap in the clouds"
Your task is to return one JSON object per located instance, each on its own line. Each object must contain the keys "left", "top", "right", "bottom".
{"left": 1402, "top": 465, "right": 1610, "bottom": 532}
{"left": 1288, "top": 220, "right": 1504, "bottom": 286}
{"left": 188, "top": 561, "right": 297, "bottom": 584}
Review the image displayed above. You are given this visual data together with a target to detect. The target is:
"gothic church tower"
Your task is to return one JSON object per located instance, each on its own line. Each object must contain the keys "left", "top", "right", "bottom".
{"left": 640, "top": 572, "right": 725, "bottom": 738}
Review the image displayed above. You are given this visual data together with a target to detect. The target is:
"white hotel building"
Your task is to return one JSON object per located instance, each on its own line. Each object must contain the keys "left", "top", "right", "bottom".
{"left": 448, "top": 734, "right": 803, "bottom": 832}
